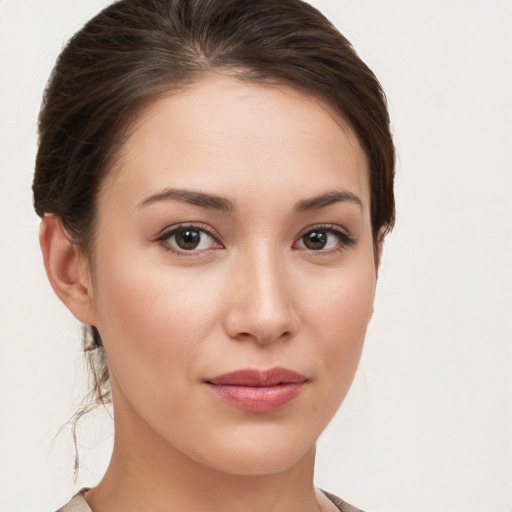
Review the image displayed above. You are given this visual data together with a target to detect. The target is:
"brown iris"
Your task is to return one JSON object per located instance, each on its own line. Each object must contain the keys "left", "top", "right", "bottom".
{"left": 302, "top": 230, "right": 328, "bottom": 250}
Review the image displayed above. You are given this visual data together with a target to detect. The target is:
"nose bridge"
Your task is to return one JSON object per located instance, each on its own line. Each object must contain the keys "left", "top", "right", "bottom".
{"left": 226, "top": 238, "right": 294, "bottom": 343}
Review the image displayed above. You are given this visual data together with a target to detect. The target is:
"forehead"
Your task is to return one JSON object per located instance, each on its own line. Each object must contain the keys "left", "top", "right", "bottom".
{"left": 101, "top": 73, "right": 370, "bottom": 212}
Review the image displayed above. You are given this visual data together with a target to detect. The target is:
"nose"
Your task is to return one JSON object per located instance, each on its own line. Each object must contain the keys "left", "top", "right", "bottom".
{"left": 223, "top": 245, "right": 296, "bottom": 345}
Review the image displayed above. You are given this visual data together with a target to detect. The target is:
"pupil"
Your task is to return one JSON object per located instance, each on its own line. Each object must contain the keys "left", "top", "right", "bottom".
{"left": 305, "top": 230, "right": 327, "bottom": 250}
{"left": 177, "top": 229, "right": 200, "bottom": 250}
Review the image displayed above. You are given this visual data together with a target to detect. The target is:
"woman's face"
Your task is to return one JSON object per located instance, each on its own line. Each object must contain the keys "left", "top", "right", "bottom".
{"left": 89, "top": 74, "right": 377, "bottom": 475}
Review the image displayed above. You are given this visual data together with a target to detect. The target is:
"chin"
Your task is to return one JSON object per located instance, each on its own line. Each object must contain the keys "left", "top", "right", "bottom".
{"left": 180, "top": 425, "right": 318, "bottom": 477}
{"left": 203, "top": 445, "right": 314, "bottom": 477}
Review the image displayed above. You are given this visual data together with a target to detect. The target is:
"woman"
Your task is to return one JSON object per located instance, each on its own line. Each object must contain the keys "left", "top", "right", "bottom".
{"left": 33, "top": 0, "right": 395, "bottom": 510}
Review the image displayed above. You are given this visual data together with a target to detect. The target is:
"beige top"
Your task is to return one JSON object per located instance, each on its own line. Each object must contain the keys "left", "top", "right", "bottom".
{"left": 56, "top": 489, "right": 364, "bottom": 512}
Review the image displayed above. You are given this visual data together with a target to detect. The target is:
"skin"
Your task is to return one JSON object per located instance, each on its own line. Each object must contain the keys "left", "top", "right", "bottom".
{"left": 41, "top": 73, "right": 379, "bottom": 512}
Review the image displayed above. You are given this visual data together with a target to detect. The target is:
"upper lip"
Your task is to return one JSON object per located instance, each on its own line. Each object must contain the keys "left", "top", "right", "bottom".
{"left": 206, "top": 367, "right": 307, "bottom": 387}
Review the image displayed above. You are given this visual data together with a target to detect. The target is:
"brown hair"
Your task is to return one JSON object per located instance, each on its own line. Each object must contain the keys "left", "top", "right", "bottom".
{"left": 33, "top": 0, "right": 395, "bottom": 432}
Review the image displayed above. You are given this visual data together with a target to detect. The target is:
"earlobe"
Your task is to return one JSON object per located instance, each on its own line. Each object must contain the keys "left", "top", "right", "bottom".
{"left": 39, "top": 215, "right": 96, "bottom": 325}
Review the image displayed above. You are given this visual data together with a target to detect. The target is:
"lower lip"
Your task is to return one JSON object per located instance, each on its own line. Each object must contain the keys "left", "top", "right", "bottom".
{"left": 206, "top": 383, "right": 305, "bottom": 413}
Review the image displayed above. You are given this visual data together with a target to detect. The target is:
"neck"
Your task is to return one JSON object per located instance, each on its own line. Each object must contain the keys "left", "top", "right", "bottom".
{"left": 85, "top": 390, "right": 325, "bottom": 512}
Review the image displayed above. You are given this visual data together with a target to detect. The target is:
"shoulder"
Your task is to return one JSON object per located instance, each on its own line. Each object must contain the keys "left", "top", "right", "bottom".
{"left": 323, "top": 490, "right": 366, "bottom": 512}
{"left": 55, "top": 489, "right": 92, "bottom": 512}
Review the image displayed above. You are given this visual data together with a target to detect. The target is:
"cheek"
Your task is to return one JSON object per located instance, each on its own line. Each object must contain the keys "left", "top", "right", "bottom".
{"left": 90, "top": 249, "right": 223, "bottom": 394}
{"left": 304, "top": 262, "right": 376, "bottom": 400}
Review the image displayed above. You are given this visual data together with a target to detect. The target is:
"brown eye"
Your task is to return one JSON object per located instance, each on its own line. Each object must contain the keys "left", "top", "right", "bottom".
{"left": 302, "top": 230, "right": 329, "bottom": 250}
{"left": 295, "top": 226, "right": 355, "bottom": 252}
{"left": 175, "top": 229, "right": 202, "bottom": 250}
{"left": 160, "top": 226, "right": 218, "bottom": 252}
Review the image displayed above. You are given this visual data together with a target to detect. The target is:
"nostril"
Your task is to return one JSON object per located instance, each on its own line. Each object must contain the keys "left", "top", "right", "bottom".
{"left": 232, "top": 329, "right": 292, "bottom": 345}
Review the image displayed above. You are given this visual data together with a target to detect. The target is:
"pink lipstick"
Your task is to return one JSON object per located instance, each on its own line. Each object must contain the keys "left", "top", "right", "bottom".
{"left": 205, "top": 367, "right": 306, "bottom": 413}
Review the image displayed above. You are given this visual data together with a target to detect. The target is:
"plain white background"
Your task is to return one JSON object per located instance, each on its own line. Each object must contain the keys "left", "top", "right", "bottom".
{"left": 0, "top": 1, "right": 511, "bottom": 511}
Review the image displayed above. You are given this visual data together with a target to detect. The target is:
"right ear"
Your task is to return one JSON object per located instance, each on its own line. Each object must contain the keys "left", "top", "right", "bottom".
{"left": 39, "top": 215, "right": 96, "bottom": 326}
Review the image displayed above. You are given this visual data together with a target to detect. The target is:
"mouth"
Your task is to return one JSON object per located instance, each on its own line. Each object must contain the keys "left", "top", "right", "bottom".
{"left": 204, "top": 367, "right": 307, "bottom": 413}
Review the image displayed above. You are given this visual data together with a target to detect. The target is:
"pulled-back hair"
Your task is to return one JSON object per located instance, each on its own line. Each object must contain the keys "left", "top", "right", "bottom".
{"left": 33, "top": 0, "right": 395, "bottom": 428}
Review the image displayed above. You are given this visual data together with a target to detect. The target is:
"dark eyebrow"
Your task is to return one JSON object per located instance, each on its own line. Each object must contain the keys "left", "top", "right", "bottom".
{"left": 138, "top": 188, "right": 236, "bottom": 212}
{"left": 294, "top": 189, "right": 363, "bottom": 212}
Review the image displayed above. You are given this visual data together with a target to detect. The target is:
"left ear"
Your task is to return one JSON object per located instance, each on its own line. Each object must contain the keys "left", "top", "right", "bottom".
{"left": 39, "top": 215, "right": 96, "bottom": 326}
{"left": 373, "top": 226, "right": 387, "bottom": 279}
{"left": 377, "top": 227, "right": 386, "bottom": 266}
{"left": 369, "top": 227, "right": 387, "bottom": 319}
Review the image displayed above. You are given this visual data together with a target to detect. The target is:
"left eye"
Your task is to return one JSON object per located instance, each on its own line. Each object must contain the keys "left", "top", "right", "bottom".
{"left": 161, "top": 227, "right": 218, "bottom": 252}
{"left": 295, "top": 228, "right": 351, "bottom": 251}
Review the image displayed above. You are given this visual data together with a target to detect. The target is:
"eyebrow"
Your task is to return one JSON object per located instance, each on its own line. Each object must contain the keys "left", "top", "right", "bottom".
{"left": 138, "top": 188, "right": 236, "bottom": 212}
{"left": 294, "top": 189, "right": 363, "bottom": 212}
{"left": 138, "top": 187, "right": 363, "bottom": 213}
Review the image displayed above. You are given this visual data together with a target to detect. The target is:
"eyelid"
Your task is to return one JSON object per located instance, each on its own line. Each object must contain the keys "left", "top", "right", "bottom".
{"left": 294, "top": 223, "right": 356, "bottom": 250}
{"left": 154, "top": 222, "right": 218, "bottom": 240}
{"left": 154, "top": 222, "right": 223, "bottom": 254}
{"left": 153, "top": 222, "right": 354, "bottom": 255}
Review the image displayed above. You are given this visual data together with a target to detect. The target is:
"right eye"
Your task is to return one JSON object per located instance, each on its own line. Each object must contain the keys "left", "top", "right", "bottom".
{"left": 158, "top": 225, "right": 221, "bottom": 253}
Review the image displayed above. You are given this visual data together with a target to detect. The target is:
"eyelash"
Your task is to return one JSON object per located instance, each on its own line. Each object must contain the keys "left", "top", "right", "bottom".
{"left": 295, "top": 224, "right": 355, "bottom": 253}
{"left": 155, "top": 223, "right": 222, "bottom": 256}
{"left": 154, "top": 223, "right": 355, "bottom": 255}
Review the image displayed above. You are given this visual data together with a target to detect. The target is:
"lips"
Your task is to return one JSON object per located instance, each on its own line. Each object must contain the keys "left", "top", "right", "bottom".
{"left": 205, "top": 367, "right": 307, "bottom": 413}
